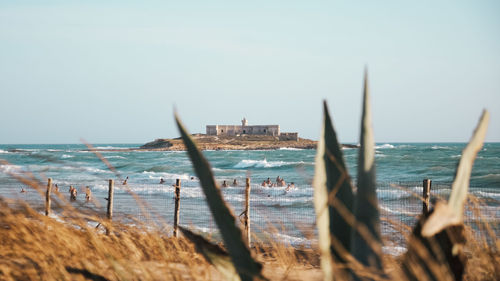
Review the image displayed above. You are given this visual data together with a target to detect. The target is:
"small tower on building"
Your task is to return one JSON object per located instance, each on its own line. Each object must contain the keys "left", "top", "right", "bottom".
{"left": 241, "top": 118, "right": 248, "bottom": 126}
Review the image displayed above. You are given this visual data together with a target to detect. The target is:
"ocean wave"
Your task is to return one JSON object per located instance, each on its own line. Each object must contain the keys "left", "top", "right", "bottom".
{"left": 375, "top": 144, "right": 395, "bottom": 149}
{"left": 0, "top": 164, "right": 22, "bottom": 173}
{"left": 279, "top": 147, "right": 303, "bottom": 151}
{"left": 104, "top": 155, "right": 126, "bottom": 159}
{"left": 95, "top": 146, "right": 131, "bottom": 150}
{"left": 47, "top": 149, "right": 63, "bottom": 152}
{"left": 61, "top": 154, "right": 74, "bottom": 159}
{"left": 59, "top": 166, "right": 111, "bottom": 174}
{"left": 342, "top": 147, "right": 355, "bottom": 150}
{"left": 141, "top": 171, "right": 190, "bottom": 180}
{"left": 471, "top": 173, "right": 500, "bottom": 181}
{"left": 382, "top": 246, "right": 406, "bottom": 256}
{"left": 270, "top": 232, "right": 312, "bottom": 246}
{"left": 234, "top": 159, "right": 304, "bottom": 169}
{"left": 472, "top": 190, "right": 500, "bottom": 200}
{"left": 379, "top": 204, "right": 419, "bottom": 215}
{"left": 0, "top": 149, "right": 8, "bottom": 154}
{"left": 431, "top": 145, "right": 451, "bottom": 150}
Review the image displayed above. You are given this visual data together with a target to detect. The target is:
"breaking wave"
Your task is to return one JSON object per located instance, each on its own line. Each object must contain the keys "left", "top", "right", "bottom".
{"left": 375, "top": 144, "right": 395, "bottom": 149}
{"left": 234, "top": 159, "right": 304, "bottom": 169}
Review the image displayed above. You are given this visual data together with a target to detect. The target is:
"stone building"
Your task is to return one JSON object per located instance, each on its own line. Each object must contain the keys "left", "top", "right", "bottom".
{"left": 206, "top": 118, "right": 298, "bottom": 141}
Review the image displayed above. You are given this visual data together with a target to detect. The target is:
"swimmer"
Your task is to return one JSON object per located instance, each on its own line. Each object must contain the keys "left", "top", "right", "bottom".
{"left": 222, "top": 180, "right": 229, "bottom": 188}
{"left": 232, "top": 179, "right": 238, "bottom": 187}
{"left": 20, "top": 188, "right": 26, "bottom": 193}
{"left": 160, "top": 178, "right": 165, "bottom": 184}
{"left": 261, "top": 181, "right": 267, "bottom": 187}
{"left": 70, "top": 186, "right": 77, "bottom": 201}
{"left": 122, "top": 176, "right": 129, "bottom": 185}
{"left": 85, "top": 186, "right": 92, "bottom": 201}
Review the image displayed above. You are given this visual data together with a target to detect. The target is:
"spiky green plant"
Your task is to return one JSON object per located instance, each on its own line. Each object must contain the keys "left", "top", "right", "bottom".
{"left": 401, "top": 110, "right": 490, "bottom": 281}
{"left": 313, "top": 71, "right": 489, "bottom": 281}
{"left": 175, "top": 70, "right": 489, "bottom": 281}
{"left": 174, "top": 114, "right": 265, "bottom": 281}
{"left": 313, "top": 70, "right": 384, "bottom": 280}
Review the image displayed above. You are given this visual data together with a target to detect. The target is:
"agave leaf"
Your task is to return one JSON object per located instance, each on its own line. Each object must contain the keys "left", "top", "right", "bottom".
{"left": 179, "top": 226, "right": 239, "bottom": 281}
{"left": 351, "top": 70, "right": 384, "bottom": 272}
{"left": 175, "top": 114, "right": 264, "bottom": 281}
{"left": 313, "top": 101, "right": 355, "bottom": 280}
{"left": 402, "top": 110, "right": 488, "bottom": 281}
{"left": 421, "top": 110, "right": 489, "bottom": 237}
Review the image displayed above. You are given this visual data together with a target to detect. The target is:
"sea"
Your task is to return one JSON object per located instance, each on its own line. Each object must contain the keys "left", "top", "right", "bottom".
{"left": 0, "top": 143, "right": 499, "bottom": 253}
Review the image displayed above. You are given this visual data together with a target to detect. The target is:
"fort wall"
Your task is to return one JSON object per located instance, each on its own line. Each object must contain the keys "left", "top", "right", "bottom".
{"left": 206, "top": 118, "right": 296, "bottom": 139}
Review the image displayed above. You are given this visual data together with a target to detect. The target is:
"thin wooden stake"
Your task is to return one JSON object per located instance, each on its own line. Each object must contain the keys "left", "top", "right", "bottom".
{"left": 244, "top": 177, "right": 251, "bottom": 246}
{"left": 45, "top": 178, "right": 52, "bottom": 216}
{"left": 106, "top": 179, "right": 114, "bottom": 235}
{"left": 422, "top": 179, "right": 431, "bottom": 215}
{"left": 173, "top": 179, "right": 181, "bottom": 237}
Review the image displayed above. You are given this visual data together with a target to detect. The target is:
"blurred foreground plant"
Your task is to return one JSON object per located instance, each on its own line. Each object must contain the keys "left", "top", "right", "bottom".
{"left": 176, "top": 70, "right": 491, "bottom": 281}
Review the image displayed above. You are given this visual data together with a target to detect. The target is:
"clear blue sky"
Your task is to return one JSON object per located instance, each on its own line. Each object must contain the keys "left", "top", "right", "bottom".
{"left": 1, "top": 1, "right": 499, "bottom": 144}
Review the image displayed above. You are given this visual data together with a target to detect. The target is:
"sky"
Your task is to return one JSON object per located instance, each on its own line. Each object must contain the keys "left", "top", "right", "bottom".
{"left": 0, "top": 1, "right": 499, "bottom": 144}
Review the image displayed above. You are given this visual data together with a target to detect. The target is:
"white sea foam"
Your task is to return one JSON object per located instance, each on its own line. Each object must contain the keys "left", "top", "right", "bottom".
{"left": 47, "top": 149, "right": 63, "bottom": 152}
{"left": 234, "top": 159, "right": 303, "bottom": 169}
{"left": 379, "top": 204, "right": 419, "bottom": 215}
{"left": 0, "top": 149, "right": 8, "bottom": 154}
{"left": 61, "top": 154, "right": 74, "bottom": 159}
{"left": 431, "top": 145, "right": 451, "bottom": 150}
{"left": 382, "top": 246, "right": 406, "bottom": 256}
{"left": 0, "top": 164, "right": 22, "bottom": 173}
{"left": 142, "top": 171, "right": 190, "bottom": 180}
{"left": 472, "top": 190, "right": 500, "bottom": 200}
{"left": 59, "top": 166, "right": 111, "bottom": 174}
{"left": 104, "top": 155, "right": 126, "bottom": 159}
{"left": 95, "top": 146, "right": 131, "bottom": 150}
{"left": 270, "top": 233, "right": 314, "bottom": 246}
{"left": 375, "top": 144, "right": 395, "bottom": 149}
{"left": 279, "top": 147, "right": 303, "bottom": 151}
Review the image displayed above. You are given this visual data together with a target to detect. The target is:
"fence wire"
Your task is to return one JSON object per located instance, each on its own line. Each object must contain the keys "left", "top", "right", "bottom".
{"left": 6, "top": 180, "right": 499, "bottom": 249}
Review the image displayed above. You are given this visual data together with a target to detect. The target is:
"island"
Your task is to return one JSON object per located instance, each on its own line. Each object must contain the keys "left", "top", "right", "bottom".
{"left": 139, "top": 118, "right": 358, "bottom": 151}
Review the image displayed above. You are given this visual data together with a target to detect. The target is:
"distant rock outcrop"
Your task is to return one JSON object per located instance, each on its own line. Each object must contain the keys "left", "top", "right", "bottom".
{"left": 140, "top": 139, "right": 173, "bottom": 149}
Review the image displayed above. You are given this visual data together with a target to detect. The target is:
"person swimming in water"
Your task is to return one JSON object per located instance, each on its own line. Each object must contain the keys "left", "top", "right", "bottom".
{"left": 160, "top": 178, "right": 165, "bottom": 184}
{"left": 122, "top": 176, "right": 129, "bottom": 185}
{"left": 70, "top": 186, "right": 77, "bottom": 201}
{"left": 232, "top": 179, "right": 238, "bottom": 187}
{"left": 85, "top": 186, "right": 92, "bottom": 201}
{"left": 222, "top": 180, "right": 229, "bottom": 188}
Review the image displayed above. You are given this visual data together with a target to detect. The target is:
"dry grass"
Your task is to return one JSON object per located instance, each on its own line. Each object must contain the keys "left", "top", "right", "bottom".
{"left": 0, "top": 190, "right": 498, "bottom": 280}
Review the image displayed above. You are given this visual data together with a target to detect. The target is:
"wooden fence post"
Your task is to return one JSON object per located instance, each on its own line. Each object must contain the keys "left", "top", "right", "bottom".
{"left": 173, "top": 179, "right": 181, "bottom": 237}
{"left": 45, "top": 178, "right": 52, "bottom": 216}
{"left": 244, "top": 177, "right": 251, "bottom": 246}
{"left": 422, "top": 179, "right": 431, "bottom": 215}
{"left": 106, "top": 179, "right": 114, "bottom": 235}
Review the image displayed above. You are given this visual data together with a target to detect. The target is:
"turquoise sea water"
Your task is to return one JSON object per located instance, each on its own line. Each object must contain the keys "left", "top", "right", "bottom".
{"left": 0, "top": 143, "right": 499, "bottom": 249}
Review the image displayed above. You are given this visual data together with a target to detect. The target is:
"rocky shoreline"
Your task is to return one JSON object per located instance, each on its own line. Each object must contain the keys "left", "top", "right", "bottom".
{"left": 137, "top": 134, "right": 358, "bottom": 151}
